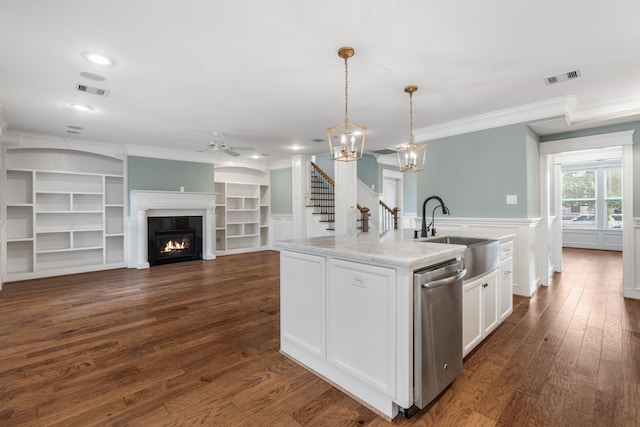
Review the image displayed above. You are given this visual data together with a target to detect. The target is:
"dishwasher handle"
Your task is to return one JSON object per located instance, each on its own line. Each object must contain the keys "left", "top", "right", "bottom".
{"left": 422, "top": 268, "right": 466, "bottom": 289}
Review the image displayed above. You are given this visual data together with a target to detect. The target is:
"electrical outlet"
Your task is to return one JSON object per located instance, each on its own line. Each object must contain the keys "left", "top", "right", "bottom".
{"left": 506, "top": 195, "right": 518, "bottom": 205}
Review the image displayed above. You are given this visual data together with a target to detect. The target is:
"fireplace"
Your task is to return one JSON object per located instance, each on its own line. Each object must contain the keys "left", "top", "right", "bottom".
{"left": 148, "top": 216, "right": 203, "bottom": 266}
{"left": 129, "top": 190, "right": 216, "bottom": 269}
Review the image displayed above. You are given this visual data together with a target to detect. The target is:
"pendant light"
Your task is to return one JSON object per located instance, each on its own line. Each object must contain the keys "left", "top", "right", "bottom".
{"left": 396, "top": 85, "right": 426, "bottom": 172}
{"left": 327, "top": 46, "right": 366, "bottom": 162}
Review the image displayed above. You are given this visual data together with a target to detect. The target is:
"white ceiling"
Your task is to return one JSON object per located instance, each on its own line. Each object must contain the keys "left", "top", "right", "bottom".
{"left": 1, "top": 0, "right": 640, "bottom": 164}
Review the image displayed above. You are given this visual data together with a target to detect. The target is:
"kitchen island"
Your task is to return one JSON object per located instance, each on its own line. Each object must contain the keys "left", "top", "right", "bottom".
{"left": 275, "top": 229, "right": 514, "bottom": 419}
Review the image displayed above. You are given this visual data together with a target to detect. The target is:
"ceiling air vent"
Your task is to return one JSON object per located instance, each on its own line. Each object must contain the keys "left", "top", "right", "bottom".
{"left": 544, "top": 69, "right": 582, "bottom": 85}
{"left": 75, "top": 83, "right": 110, "bottom": 97}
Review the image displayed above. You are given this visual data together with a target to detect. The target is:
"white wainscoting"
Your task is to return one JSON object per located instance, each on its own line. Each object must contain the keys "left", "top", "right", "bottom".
{"left": 270, "top": 214, "right": 294, "bottom": 247}
{"left": 562, "top": 229, "right": 623, "bottom": 251}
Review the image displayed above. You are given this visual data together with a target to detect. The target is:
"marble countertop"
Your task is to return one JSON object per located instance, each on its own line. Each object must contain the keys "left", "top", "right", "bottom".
{"left": 274, "top": 229, "right": 463, "bottom": 269}
{"left": 274, "top": 229, "right": 516, "bottom": 270}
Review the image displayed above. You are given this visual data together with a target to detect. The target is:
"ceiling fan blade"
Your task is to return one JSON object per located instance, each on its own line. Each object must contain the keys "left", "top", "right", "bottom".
{"left": 222, "top": 148, "right": 240, "bottom": 157}
{"left": 230, "top": 146, "right": 255, "bottom": 151}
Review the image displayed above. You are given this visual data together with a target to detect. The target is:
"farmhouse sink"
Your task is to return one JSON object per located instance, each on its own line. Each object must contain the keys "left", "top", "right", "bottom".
{"left": 425, "top": 236, "right": 500, "bottom": 280}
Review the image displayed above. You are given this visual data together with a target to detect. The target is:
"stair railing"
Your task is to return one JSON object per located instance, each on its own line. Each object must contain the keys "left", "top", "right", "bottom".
{"left": 357, "top": 204, "right": 370, "bottom": 233}
{"left": 310, "top": 162, "right": 369, "bottom": 233}
{"left": 379, "top": 200, "right": 399, "bottom": 231}
{"left": 310, "top": 162, "right": 335, "bottom": 226}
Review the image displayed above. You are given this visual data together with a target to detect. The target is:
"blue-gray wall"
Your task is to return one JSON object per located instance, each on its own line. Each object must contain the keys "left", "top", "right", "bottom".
{"left": 314, "top": 154, "right": 334, "bottom": 179}
{"left": 526, "top": 127, "right": 540, "bottom": 217}
{"left": 271, "top": 167, "right": 293, "bottom": 214}
{"left": 377, "top": 162, "right": 417, "bottom": 214}
{"left": 539, "top": 121, "right": 640, "bottom": 216}
{"left": 402, "top": 171, "right": 417, "bottom": 214}
{"left": 357, "top": 154, "right": 378, "bottom": 190}
{"left": 416, "top": 124, "right": 533, "bottom": 218}
{"left": 127, "top": 156, "right": 215, "bottom": 215}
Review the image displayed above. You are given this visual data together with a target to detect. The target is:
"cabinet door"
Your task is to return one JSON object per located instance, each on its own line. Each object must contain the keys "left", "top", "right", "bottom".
{"left": 280, "top": 251, "right": 326, "bottom": 359}
{"left": 462, "top": 279, "right": 483, "bottom": 357}
{"left": 327, "top": 259, "right": 396, "bottom": 396}
{"left": 499, "top": 258, "right": 513, "bottom": 322}
{"left": 482, "top": 272, "right": 499, "bottom": 336}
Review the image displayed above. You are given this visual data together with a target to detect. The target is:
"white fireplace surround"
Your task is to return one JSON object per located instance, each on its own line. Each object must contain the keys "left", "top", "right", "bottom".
{"left": 129, "top": 190, "right": 216, "bottom": 269}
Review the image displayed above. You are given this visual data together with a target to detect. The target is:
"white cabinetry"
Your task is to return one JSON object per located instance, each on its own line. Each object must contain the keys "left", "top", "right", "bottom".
{"left": 280, "top": 251, "right": 326, "bottom": 358}
{"left": 462, "top": 269, "right": 498, "bottom": 357}
{"left": 328, "top": 259, "right": 396, "bottom": 395}
{"left": 215, "top": 181, "right": 269, "bottom": 254}
{"left": 280, "top": 251, "right": 399, "bottom": 415}
{"left": 2, "top": 149, "right": 125, "bottom": 281}
{"left": 499, "top": 241, "right": 514, "bottom": 322}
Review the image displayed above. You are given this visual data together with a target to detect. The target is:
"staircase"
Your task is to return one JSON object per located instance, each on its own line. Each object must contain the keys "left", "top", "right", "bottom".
{"left": 308, "top": 162, "right": 371, "bottom": 234}
{"left": 309, "top": 164, "right": 335, "bottom": 231}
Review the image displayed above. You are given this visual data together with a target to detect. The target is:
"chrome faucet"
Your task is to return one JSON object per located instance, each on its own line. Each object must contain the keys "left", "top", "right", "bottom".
{"left": 421, "top": 196, "right": 450, "bottom": 237}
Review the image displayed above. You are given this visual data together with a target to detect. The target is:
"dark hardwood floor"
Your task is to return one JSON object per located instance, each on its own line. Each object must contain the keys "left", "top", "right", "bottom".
{"left": 0, "top": 248, "right": 638, "bottom": 426}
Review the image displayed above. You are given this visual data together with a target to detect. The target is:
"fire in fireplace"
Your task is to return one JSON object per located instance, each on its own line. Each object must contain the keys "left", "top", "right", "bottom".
{"left": 148, "top": 216, "right": 203, "bottom": 266}
{"left": 155, "top": 229, "right": 196, "bottom": 260}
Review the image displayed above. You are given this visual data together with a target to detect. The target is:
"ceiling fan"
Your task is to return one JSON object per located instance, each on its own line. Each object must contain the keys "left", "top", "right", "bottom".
{"left": 197, "top": 132, "right": 255, "bottom": 157}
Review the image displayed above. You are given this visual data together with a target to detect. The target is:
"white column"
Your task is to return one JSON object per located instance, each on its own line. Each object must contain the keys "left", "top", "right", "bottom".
{"left": 538, "top": 153, "right": 551, "bottom": 286}
{"left": 334, "top": 160, "right": 357, "bottom": 235}
{"left": 291, "top": 155, "right": 310, "bottom": 239}
{"left": 136, "top": 209, "right": 150, "bottom": 269}
{"left": 204, "top": 207, "right": 216, "bottom": 260}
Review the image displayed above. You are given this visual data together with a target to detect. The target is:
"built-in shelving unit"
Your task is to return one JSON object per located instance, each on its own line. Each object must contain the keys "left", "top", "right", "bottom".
{"left": 215, "top": 181, "right": 269, "bottom": 255}
{"left": 2, "top": 148, "right": 125, "bottom": 282}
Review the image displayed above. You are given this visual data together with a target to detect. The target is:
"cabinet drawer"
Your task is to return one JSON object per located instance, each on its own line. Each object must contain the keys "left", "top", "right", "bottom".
{"left": 500, "top": 241, "right": 513, "bottom": 260}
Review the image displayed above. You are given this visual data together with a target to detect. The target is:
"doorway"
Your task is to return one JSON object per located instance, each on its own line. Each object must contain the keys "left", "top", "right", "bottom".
{"left": 382, "top": 169, "right": 403, "bottom": 225}
{"left": 554, "top": 148, "right": 622, "bottom": 251}
{"left": 539, "top": 130, "right": 635, "bottom": 295}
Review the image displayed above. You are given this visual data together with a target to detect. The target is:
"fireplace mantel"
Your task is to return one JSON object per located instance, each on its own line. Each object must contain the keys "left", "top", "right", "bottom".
{"left": 129, "top": 190, "right": 216, "bottom": 268}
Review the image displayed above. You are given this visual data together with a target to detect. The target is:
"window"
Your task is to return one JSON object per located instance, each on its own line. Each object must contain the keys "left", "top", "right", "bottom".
{"left": 561, "top": 162, "right": 622, "bottom": 230}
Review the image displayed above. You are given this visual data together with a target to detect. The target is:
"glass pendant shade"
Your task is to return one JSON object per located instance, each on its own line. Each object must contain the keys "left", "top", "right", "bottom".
{"left": 397, "top": 85, "right": 426, "bottom": 172}
{"left": 328, "top": 46, "right": 366, "bottom": 162}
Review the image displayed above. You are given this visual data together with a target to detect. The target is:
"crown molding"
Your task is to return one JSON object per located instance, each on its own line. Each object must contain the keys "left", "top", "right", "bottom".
{"left": 1, "top": 130, "right": 126, "bottom": 159}
{"left": 375, "top": 153, "right": 398, "bottom": 167}
{"left": 568, "top": 96, "right": 640, "bottom": 125}
{"left": 125, "top": 143, "right": 217, "bottom": 164}
{"left": 412, "top": 94, "right": 640, "bottom": 143}
{"left": 413, "top": 96, "right": 575, "bottom": 142}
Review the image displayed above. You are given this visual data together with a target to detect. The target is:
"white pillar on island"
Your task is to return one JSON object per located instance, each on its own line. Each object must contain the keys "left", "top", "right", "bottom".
{"left": 334, "top": 160, "right": 358, "bottom": 235}
{"left": 291, "top": 155, "right": 310, "bottom": 239}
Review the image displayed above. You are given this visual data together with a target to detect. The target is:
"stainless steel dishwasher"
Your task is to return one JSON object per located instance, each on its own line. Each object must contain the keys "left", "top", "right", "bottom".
{"left": 404, "top": 258, "right": 466, "bottom": 416}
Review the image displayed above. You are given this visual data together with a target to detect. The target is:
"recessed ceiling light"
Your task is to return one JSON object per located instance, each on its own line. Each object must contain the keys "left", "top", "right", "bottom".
{"left": 251, "top": 154, "right": 260, "bottom": 159}
{"left": 70, "top": 104, "right": 93, "bottom": 112}
{"left": 83, "top": 53, "right": 113, "bottom": 66}
{"left": 290, "top": 145, "right": 302, "bottom": 151}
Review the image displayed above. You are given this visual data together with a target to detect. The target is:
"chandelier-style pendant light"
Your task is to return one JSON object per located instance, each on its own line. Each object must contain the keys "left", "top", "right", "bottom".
{"left": 397, "top": 85, "right": 426, "bottom": 172}
{"left": 327, "top": 46, "right": 366, "bottom": 162}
